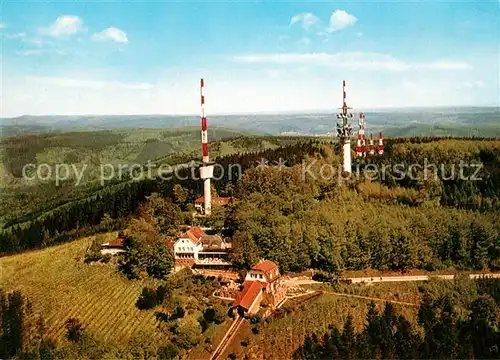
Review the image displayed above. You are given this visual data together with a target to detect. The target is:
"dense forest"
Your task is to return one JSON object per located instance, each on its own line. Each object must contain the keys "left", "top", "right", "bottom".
{"left": 3, "top": 277, "right": 499, "bottom": 359}
{"left": 0, "top": 129, "right": 286, "bottom": 227}
{"left": 2, "top": 136, "right": 500, "bottom": 277}
{"left": 293, "top": 277, "right": 500, "bottom": 359}
{"left": 225, "top": 140, "right": 500, "bottom": 273}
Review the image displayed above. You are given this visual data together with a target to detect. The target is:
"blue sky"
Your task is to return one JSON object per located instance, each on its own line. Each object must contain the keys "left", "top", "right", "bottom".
{"left": 1, "top": 0, "right": 498, "bottom": 116}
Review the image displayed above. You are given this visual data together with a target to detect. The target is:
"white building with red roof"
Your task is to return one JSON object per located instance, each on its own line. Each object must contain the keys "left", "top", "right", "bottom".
{"left": 173, "top": 226, "right": 232, "bottom": 270}
{"left": 175, "top": 226, "right": 205, "bottom": 261}
{"left": 232, "top": 260, "right": 287, "bottom": 316}
{"left": 100, "top": 237, "right": 126, "bottom": 255}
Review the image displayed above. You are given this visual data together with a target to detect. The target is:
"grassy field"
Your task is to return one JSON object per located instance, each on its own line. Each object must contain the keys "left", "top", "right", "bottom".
{"left": 0, "top": 232, "right": 159, "bottom": 345}
{"left": 315, "top": 281, "right": 422, "bottom": 304}
{"left": 0, "top": 230, "right": 424, "bottom": 356}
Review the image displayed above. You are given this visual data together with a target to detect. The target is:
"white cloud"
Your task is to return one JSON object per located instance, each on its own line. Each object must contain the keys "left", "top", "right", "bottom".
{"left": 290, "top": 13, "right": 320, "bottom": 31}
{"left": 16, "top": 50, "right": 44, "bottom": 56}
{"left": 458, "top": 80, "right": 485, "bottom": 89}
{"left": 233, "top": 52, "right": 472, "bottom": 72}
{"left": 25, "top": 76, "right": 152, "bottom": 90}
{"left": 15, "top": 48, "right": 73, "bottom": 56}
{"left": 299, "top": 37, "right": 311, "bottom": 45}
{"left": 92, "top": 27, "right": 128, "bottom": 43}
{"left": 42, "top": 15, "right": 84, "bottom": 37}
{"left": 27, "top": 38, "right": 44, "bottom": 47}
{"left": 328, "top": 10, "right": 357, "bottom": 32}
{"left": 267, "top": 70, "right": 282, "bottom": 79}
{"left": 1, "top": 59, "right": 495, "bottom": 117}
{"left": 5, "top": 32, "right": 26, "bottom": 39}
{"left": 422, "top": 61, "right": 472, "bottom": 70}
{"left": 474, "top": 80, "right": 485, "bottom": 88}
{"left": 401, "top": 80, "right": 420, "bottom": 90}
{"left": 0, "top": 22, "right": 7, "bottom": 29}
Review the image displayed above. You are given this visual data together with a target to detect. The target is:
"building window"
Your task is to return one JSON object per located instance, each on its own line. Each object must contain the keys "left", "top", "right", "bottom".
{"left": 259, "top": 274, "right": 263, "bottom": 279}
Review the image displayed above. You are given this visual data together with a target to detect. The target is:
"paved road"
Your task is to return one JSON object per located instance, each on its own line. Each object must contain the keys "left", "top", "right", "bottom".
{"left": 321, "top": 291, "right": 418, "bottom": 307}
{"left": 288, "top": 272, "right": 500, "bottom": 286}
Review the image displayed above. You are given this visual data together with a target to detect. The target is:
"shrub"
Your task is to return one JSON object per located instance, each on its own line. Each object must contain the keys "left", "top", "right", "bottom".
{"left": 136, "top": 287, "right": 159, "bottom": 310}
{"left": 65, "top": 318, "right": 85, "bottom": 342}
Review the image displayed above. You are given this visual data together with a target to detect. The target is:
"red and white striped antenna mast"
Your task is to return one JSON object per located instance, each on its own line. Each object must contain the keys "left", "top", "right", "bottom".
{"left": 200, "top": 79, "right": 209, "bottom": 164}
{"left": 199, "top": 78, "right": 214, "bottom": 215}
{"left": 358, "top": 113, "right": 366, "bottom": 158}
{"left": 369, "top": 133, "right": 375, "bottom": 155}
{"left": 378, "top": 132, "right": 384, "bottom": 155}
{"left": 356, "top": 134, "right": 362, "bottom": 158}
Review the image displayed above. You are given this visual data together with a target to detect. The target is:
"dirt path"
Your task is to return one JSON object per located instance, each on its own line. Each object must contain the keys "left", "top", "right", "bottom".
{"left": 210, "top": 315, "right": 245, "bottom": 360}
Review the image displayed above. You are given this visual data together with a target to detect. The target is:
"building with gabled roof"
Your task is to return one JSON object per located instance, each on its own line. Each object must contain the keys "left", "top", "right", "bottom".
{"left": 173, "top": 226, "right": 232, "bottom": 271}
{"left": 100, "top": 238, "right": 126, "bottom": 255}
{"left": 246, "top": 260, "right": 280, "bottom": 283}
{"left": 231, "top": 260, "right": 287, "bottom": 316}
{"left": 232, "top": 281, "right": 265, "bottom": 313}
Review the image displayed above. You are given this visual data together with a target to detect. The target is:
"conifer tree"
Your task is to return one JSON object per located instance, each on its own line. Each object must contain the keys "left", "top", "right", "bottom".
{"left": 339, "top": 315, "right": 356, "bottom": 360}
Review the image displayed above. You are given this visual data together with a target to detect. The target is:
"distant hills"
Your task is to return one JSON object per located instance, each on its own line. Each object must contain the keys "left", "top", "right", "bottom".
{"left": 1, "top": 106, "right": 498, "bottom": 138}
{"left": 0, "top": 127, "right": 295, "bottom": 227}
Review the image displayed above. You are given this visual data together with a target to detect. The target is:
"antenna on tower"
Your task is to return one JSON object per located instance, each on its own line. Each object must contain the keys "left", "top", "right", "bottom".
{"left": 199, "top": 78, "right": 214, "bottom": 215}
{"left": 369, "top": 133, "right": 375, "bottom": 155}
{"left": 359, "top": 113, "right": 366, "bottom": 158}
{"left": 356, "top": 134, "right": 362, "bottom": 158}
{"left": 378, "top": 132, "right": 384, "bottom": 155}
{"left": 336, "top": 80, "right": 354, "bottom": 174}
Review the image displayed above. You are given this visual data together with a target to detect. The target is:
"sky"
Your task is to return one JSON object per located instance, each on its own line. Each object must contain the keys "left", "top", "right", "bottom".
{"left": 0, "top": 0, "right": 499, "bottom": 117}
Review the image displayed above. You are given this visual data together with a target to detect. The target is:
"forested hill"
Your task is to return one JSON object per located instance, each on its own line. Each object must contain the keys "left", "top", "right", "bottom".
{"left": 292, "top": 277, "right": 500, "bottom": 360}
{"left": 0, "top": 128, "right": 279, "bottom": 228}
{"left": 2, "top": 107, "right": 499, "bottom": 137}
{"left": 1, "top": 136, "right": 500, "bottom": 277}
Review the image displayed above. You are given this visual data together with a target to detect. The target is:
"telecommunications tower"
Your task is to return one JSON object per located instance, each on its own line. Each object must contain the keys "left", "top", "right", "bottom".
{"left": 199, "top": 78, "right": 214, "bottom": 215}
{"left": 336, "top": 80, "right": 354, "bottom": 174}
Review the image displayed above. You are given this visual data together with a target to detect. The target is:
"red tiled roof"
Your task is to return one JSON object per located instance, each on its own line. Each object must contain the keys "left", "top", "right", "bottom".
{"left": 232, "top": 280, "right": 265, "bottom": 310}
{"left": 103, "top": 238, "right": 125, "bottom": 247}
{"left": 179, "top": 226, "right": 206, "bottom": 245}
{"left": 252, "top": 260, "right": 277, "bottom": 272}
{"left": 252, "top": 260, "right": 279, "bottom": 282}
{"left": 165, "top": 239, "right": 175, "bottom": 249}
{"left": 189, "top": 226, "right": 205, "bottom": 239}
{"left": 194, "top": 196, "right": 234, "bottom": 205}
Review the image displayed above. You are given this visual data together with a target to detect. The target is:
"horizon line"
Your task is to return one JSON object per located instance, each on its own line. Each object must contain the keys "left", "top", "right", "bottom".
{"left": 2, "top": 104, "right": 499, "bottom": 119}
